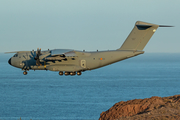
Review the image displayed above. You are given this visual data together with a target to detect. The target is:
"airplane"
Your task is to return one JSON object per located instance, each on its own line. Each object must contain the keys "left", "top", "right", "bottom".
{"left": 7, "top": 21, "right": 172, "bottom": 75}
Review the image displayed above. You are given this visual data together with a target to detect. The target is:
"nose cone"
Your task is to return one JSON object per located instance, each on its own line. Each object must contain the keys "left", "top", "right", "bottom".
{"left": 8, "top": 58, "right": 11, "bottom": 65}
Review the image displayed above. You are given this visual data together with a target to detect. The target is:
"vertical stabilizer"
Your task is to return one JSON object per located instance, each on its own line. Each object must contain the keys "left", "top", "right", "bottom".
{"left": 118, "top": 21, "right": 159, "bottom": 51}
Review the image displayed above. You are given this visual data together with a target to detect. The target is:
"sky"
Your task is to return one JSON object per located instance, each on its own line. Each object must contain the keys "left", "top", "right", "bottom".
{"left": 0, "top": 0, "right": 180, "bottom": 53}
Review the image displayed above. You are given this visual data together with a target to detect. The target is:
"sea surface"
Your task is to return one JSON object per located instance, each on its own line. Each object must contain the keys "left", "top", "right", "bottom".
{"left": 0, "top": 53, "right": 180, "bottom": 120}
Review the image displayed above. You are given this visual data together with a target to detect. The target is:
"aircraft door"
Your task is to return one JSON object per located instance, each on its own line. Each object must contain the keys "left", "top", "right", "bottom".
{"left": 81, "top": 60, "right": 86, "bottom": 68}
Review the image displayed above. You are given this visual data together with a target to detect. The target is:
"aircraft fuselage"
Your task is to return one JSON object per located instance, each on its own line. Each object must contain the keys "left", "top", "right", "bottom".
{"left": 8, "top": 50, "right": 144, "bottom": 75}
{"left": 7, "top": 21, "right": 172, "bottom": 75}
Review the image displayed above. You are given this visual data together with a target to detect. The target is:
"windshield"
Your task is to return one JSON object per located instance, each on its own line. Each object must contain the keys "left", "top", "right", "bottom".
{"left": 13, "top": 54, "right": 18, "bottom": 57}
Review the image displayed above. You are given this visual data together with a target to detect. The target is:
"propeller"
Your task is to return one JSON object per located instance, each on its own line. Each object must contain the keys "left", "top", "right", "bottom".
{"left": 34, "top": 48, "right": 42, "bottom": 66}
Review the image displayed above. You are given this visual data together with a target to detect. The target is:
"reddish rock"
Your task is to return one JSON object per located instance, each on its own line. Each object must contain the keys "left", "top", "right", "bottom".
{"left": 99, "top": 95, "right": 180, "bottom": 120}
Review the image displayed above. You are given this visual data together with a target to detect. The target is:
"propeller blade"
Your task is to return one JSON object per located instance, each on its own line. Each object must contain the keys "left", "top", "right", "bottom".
{"left": 35, "top": 48, "right": 42, "bottom": 66}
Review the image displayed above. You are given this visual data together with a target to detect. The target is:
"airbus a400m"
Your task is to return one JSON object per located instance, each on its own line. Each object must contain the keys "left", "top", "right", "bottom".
{"left": 7, "top": 21, "right": 172, "bottom": 75}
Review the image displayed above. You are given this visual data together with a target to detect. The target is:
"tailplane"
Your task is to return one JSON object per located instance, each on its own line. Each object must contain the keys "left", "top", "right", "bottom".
{"left": 118, "top": 21, "right": 172, "bottom": 51}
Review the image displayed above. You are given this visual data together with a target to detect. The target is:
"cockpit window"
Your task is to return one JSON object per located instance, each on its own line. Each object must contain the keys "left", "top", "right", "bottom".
{"left": 13, "top": 54, "right": 18, "bottom": 57}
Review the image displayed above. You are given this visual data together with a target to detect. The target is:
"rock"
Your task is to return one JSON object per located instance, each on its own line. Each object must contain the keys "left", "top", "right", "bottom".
{"left": 99, "top": 95, "right": 180, "bottom": 120}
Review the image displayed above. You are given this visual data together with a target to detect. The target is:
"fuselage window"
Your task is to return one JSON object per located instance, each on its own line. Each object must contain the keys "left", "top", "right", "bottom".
{"left": 13, "top": 54, "right": 18, "bottom": 57}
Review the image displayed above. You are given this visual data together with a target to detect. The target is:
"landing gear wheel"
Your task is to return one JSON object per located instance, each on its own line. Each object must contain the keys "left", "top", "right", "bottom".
{"left": 23, "top": 71, "right": 27, "bottom": 75}
{"left": 77, "top": 72, "right": 81, "bottom": 76}
{"left": 64, "top": 72, "right": 70, "bottom": 76}
{"left": 59, "top": 71, "right": 63, "bottom": 76}
{"left": 70, "top": 72, "right": 76, "bottom": 76}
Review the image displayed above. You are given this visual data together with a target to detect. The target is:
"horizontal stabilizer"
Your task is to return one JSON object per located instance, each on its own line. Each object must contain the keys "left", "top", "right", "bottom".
{"left": 136, "top": 24, "right": 173, "bottom": 29}
{"left": 159, "top": 25, "right": 174, "bottom": 27}
{"left": 136, "top": 24, "right": 152, "bottom": 30}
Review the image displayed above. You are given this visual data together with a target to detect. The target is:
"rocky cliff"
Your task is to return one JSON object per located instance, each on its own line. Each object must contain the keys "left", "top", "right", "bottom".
{"left": 99, "top": 95, "right": 180, "bottom": 120}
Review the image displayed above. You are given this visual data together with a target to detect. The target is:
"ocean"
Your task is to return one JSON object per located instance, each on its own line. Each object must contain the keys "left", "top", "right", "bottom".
{"left": 0, "top": 53, "right": 180, "bottom": 120}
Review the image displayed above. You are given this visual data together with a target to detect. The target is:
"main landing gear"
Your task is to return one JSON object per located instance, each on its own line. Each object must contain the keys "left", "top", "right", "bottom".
{"left": 59, "top": 71, "right": 63, "bottom": 75}
{"left": 59, "top": 71, "right": 82, "bottom": 76}
{"left": 77, "top": 71, "right": 82, "bottom": 76}
{"left": 22, "top": 71, "right": 81, "bottom": 76}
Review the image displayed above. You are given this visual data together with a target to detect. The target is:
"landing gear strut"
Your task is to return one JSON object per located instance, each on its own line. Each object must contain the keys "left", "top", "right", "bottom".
{"left": 23, "top": 71, "right": 27, "bottom": 75}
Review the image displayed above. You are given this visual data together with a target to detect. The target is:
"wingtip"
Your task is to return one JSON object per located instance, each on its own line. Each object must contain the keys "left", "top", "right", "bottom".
{"left": 4, "top": 52, "right": 16, "bottom": 54}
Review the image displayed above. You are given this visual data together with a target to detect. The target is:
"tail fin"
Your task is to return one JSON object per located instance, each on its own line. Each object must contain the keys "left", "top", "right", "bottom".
{"left": 118, "top": 21, "right": 171, "bottom": 51}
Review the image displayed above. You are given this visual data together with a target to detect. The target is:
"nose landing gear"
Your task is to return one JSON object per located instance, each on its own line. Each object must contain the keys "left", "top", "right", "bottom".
{"left": 23, "top": 71, "right": 27, "bottom": 75}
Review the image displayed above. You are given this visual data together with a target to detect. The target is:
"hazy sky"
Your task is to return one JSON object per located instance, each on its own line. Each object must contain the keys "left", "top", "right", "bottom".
{"left": 0, "top": 0, "right": 180, "bottom": 53}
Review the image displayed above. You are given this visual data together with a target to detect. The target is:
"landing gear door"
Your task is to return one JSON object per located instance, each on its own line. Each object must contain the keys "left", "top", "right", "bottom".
{"left": 81, "top": 60, "right": 86, "bottom": 68}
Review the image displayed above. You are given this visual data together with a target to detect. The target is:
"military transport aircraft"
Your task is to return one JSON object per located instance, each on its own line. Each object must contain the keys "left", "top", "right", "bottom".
{"left": 7, "top": 21, "right": 172, "bottom": 75}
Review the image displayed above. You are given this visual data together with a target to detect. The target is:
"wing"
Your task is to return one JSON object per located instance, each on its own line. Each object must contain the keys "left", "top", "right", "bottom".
{"left": 5, "top": 51, "right": 29, "bottom": 54}
{"left": 51, "top": 49, "right": 77, "bottom": 56}
{"left": 39, "top": 49, "right": 77, "bottom": 61}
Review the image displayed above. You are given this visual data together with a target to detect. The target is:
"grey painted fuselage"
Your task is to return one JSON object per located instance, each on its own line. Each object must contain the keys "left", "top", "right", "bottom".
{"left": 9, "top": 50, "right": 143, "bottom": 72}
{"left": 7, "top": 21, "right": 172, "bottom": 75}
